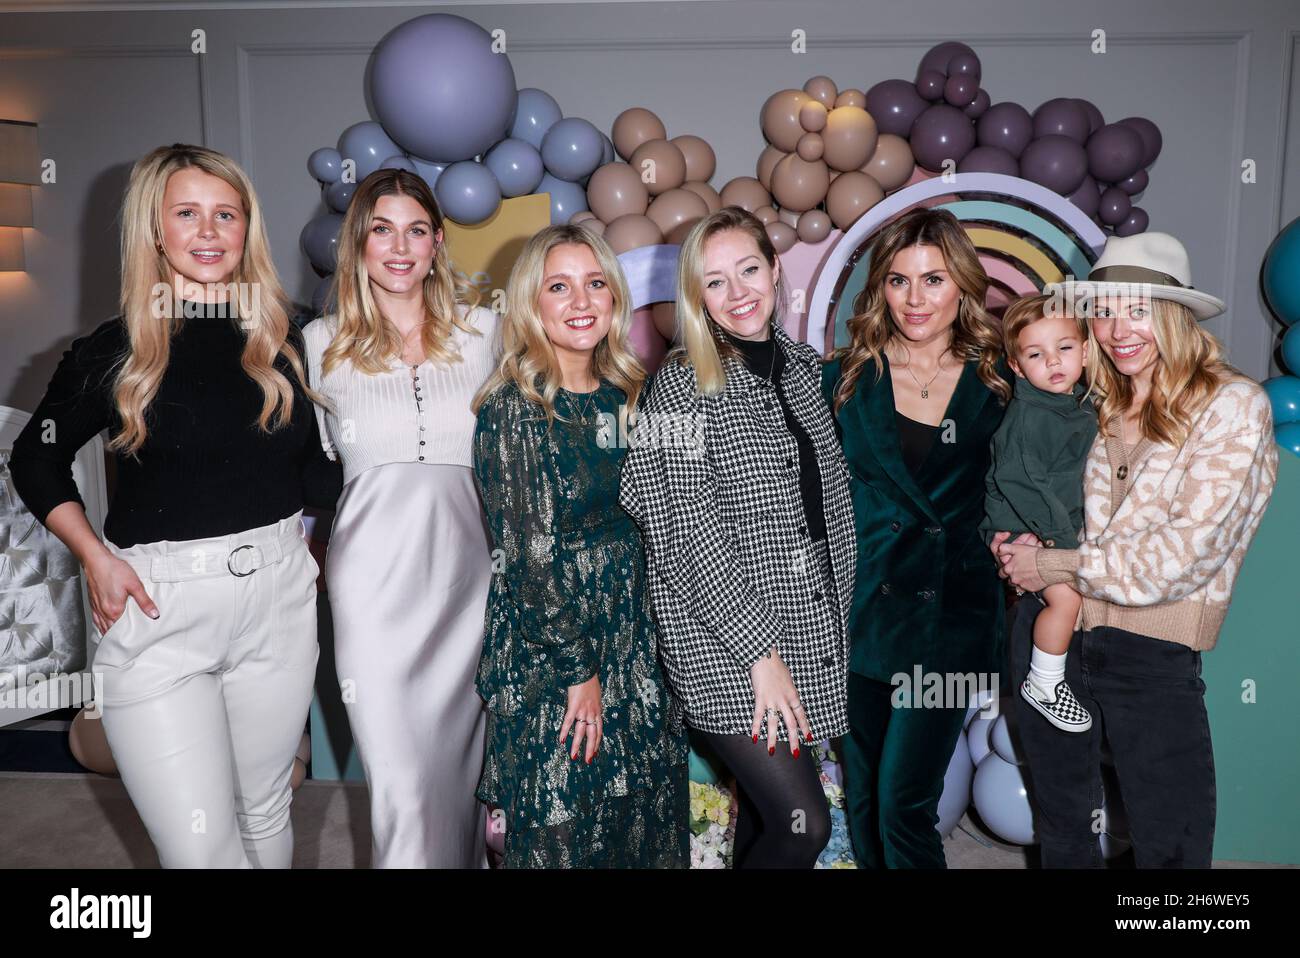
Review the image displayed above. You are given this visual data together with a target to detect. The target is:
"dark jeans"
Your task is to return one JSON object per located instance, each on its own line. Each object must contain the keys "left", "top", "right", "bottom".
{"left": 842, "top": 672, "right": 969, "bottom": 868}
{"left": 1011, "top": 595, "right": 1216, "bottom": 868}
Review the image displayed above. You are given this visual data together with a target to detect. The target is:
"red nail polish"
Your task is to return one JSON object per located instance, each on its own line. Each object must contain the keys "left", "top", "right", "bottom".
{"left": 586, "top": 756, "right": 592, "bottom": 765}
{"left": 804, "top": 732, "right": 813, "bottom": 743}
{"left": 792, "top": 747, "right": 800, "bottom": 759}
{"left": 768, "top": 746, "right": 775, "bottom": 756}
{"left": 752, "top": 734, "right": 758, "bottom": 743}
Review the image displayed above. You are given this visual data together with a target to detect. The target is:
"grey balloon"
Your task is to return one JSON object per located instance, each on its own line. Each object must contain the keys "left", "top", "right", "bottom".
{"left": 337, "top": 121, "right": 404, "bottom": 181}
{"left": 540, "top": 116, "right": 605, "bottom": 182}
{"left": 1086, "top": 123, "right": 1145, "bottom": 183}
{"left": 957, "top": 145, "right": 1018, "bottom": 176}
{"left": 910, "top": 103, "right": 976, "bottom": 171}
{"left": 369, "top": 13, "right": 517, "bottom": 163}
{"left": 325, "top": 179, "right": 355, "bottom": 213}
{"left": 509, "top": 87, "right": 563, "bottom": 150}
{"left": 311, "top": 276, "right": 335, "bottom": 315}
{"left": 308, "top": 147, "right": 343, "bottom": 184}
{"left": 411, "top": 158, "right": 447, "bottom": 191}
{"left": 485, "top": 137, "right": 545, "bottom": 197}
{"left": 1019, "top": 135, "right": 1088, "bottom": 194}
{"left": 537, "top": 173, "right": 589, "bottom": 226}
{"left": 1033, "top": 98, "right": 1090, "bottom": 144}
{"left": 434, "top": 160, "right": 502, "bottom": 225}
{"left": 600, "top": 134, "right": 615, "bottom": 166}
{"left": 301, "top": 212, "right": 344, "bottom": 275}
{"left": 977, "top": 102, "right": 1033, "bottom": 158}
{"left": 865, "top": 79, "right": 929, "bottom": 137}
{"left": 380, "top": 155, "right": 418, "bottom": 173}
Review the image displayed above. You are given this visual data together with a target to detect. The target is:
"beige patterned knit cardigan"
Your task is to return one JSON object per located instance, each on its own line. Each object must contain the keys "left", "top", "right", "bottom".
{"left": 1035, "top": 376, "right": 1279, "bottom": 650}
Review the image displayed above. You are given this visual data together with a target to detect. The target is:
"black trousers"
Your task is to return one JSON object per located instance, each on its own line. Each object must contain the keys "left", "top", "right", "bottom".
{"left": 1010, "top": 595, "right": 1217, "bottom": 868}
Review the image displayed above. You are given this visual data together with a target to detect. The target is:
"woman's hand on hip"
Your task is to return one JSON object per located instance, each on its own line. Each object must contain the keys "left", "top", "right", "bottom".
{"left": 750, "top": 644, "right": 811, "bottom": 756}
{"left": 84, "top": 552, "right": 157, "bottom": 635}
{"left": 560, "top": 673, "right": 603, "bottom": 764}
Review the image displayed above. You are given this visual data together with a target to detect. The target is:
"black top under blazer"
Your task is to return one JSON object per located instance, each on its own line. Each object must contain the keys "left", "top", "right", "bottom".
{"left": 619, "top": 324, "right": 855, "bottom": 743}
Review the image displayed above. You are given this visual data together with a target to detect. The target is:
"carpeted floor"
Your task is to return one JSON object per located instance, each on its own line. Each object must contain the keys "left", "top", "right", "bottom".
{"left": 0, "top": 770, "right": 1288, "bottom": 869}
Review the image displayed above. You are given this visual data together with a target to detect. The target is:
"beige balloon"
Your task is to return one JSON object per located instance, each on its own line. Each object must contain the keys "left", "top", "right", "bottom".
{"left": 583, "top": 218, "right": 607, "bottom": 236}
{"left": 651, "top": 301, "right": 677, "bottom": 340}
{"left": 666, "top": 220, "right": 697, "bottom": 245}
{"left": 765, "top": 220, "right": 797, "bottom": 254}
{"left": 681, "top": 180, "right": 722, "bottom": 213}
{"left": 69, "top": 708, "right": 116, "bottom": 775}
{"left": 670, "top": 134, "right": 717, "bottom": 183}
{"left": 647, "top": 187, "right": 710, "bottom": 237}
{"left": 797, "top": 132, "right": 825, "bottom": 162}
{"left": 826, "top": 170, "right": 885, "bottom": 230}
{"left": 604, "top": 213, "right": 664, "bottom": 254}
{"left": 861, "top": 133, "right": 916, "bottom": 192}
{"left": 719, "top": 176, "right": 772, "bottom": 213}
{"left": 586, "top": 162, "right": 650, "bottom": 221}
{"left": 778, "top": 206, "right": 800, "bottom": 228}
{"left": 760, "top": 89, "right": 810, "bottom": 152}
{"left": 753, "top": 205, "right": 778, "bottom": 225}
{"left": 770, "top": 153, "right": 830, "bottom": 213}
{"left": 796, "top": 209, "right": 833, "bottom": 244}
{"left": 835, "top": 89, "right": 867, "bottom": 109}
{"left": 823, "top": 106, "right": 879, "bottom": 173}
{"left": 612, "top": 107, "right": 667, "bottom": 161}
{"left": 570, "top": 210, "right": 597, "bottom": 224}
{"left": 803, "top": 75, "right": 839, "bottom": 108}
{"left": 629, "top": 138, "right": 687, "bottom": 196}
{"left": 756, "top": 145, "right": 786, "bottom": 191}
{"left": 799, "top": 99, "right": 828, "bottom": 133}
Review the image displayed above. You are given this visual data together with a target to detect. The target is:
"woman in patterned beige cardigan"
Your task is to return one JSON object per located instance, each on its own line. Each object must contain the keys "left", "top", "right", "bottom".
{"left": 993, "top": 232, "right": 1278, "bottom": 867}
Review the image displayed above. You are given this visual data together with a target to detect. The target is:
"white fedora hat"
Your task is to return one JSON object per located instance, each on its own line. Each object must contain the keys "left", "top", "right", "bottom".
{"left": 1045, "top": 231, "right": 1225, "bottom": 321}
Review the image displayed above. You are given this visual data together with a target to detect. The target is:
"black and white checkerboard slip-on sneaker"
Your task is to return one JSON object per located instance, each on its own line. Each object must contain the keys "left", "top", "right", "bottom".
{"left": 1020, "top": 678, "right": 1093, "bottom": 733}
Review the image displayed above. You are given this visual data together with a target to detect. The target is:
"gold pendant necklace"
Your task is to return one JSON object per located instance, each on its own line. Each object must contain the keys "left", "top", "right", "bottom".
{"left": 899, "top": 347, "right": 945, "bottom": 399}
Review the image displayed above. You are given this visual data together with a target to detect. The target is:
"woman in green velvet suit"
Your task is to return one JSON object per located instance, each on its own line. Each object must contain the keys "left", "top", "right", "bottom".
{"left": 821, "top": 208, "right": 1013, "bottom": 868}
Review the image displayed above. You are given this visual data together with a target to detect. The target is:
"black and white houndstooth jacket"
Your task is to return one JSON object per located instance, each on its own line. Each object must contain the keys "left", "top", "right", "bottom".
{"left": 618, "top": 324, "right": 855, "bottom": 742}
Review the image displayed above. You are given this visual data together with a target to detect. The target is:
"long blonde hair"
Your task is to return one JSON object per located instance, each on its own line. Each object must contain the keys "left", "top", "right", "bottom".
{"left": 671, "top": 206, "right": 790, "bottom": 397}
{"left": 1086, "top": 297, "right": 1235, "bottom": 445}
{"left": 321, "top": 168, "right": 480, "bottom": 375}
{"left": 829, "top": 207, "right": 1010, "bottom": 413}
{"left": 472, "top": 224, "right": 645, "bottom": 423}
{"left": 111, "top": 143, "right": 316, "bottom": 456}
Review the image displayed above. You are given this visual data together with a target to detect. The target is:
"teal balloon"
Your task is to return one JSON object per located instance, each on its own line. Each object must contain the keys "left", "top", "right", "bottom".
{"left": 1276, "top": 422, "right": 1300, "bottom": 458}
{"left": 1263, "top": 217, "right": 1300, "bottom": 326}
{"left": 1282, "top": 324, "right": 1300, "bottom": 375}
{"left": 687, "top": 746, "right": 718, "bottom": 785}
{"left": 1264, "top": 376, "right": 1300, "bottom": 425}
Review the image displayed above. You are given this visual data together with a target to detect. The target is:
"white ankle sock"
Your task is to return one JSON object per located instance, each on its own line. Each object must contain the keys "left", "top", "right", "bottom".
{"left": 1028, "top": 648, "right": 1067, "bottom": 698}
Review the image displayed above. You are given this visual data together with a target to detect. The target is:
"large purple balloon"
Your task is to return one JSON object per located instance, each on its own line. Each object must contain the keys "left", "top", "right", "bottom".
{"left": 1033, "top": 98, "right": 1091, "bottom": 144}
{"left": 918, "top": 41, "right": 978, "bottom": 77}
{"left": 865, "top": 79, "right": 929, "bottom": 137}
{"left": 963, "top": 89, "right": 991, "bottom": 119}
{"left": 300, "top": 212, "right": 344, "bottom": 275}
{"left": 1074, "top": 98, "right": 1104, "bottom": 135}
{"left": 915, "top": 69, "right": 946, "bottom": 101}
{"left": 540, "top": 116, "right": 605, "bottom": 182}
{"left": 337, "top": 121, "right": 404, "bottom": 182}
{"left": 1087, "top": 123, "right": 1145, "bottom": 183}
{"left": 1020, "top": 135, "right": 1088, "bottom": 194}
{"left": 977, "top": 102, "right": 1034, "bottom": 158}
{"left": 1066, "top": 174, "right": 1101, "bottom": 217}
{"left": 537, "top": 173, "right": 588, "bottom": 226}
{"left": 434, "top": 160, "right": 502, "bottom": 225}
{"left": 1117, "top": 169, "right": 1149, "bottom": 196}
{"left": 370, "top": 14, "right": 518, "bottom": 163}
{"left": 957, "top": 145, "right": 1018, "bottom": 176}
{"left": 910, "top": 104, "right": 977, "bottom": 171}
{"left": 1115, "top": 206, "right": 1149, "bottom": 237}
{"left": 510, "top": 88, "right": 563, "bottom": 150}
{"left": 1098, "top": 186, "right": 1132, "bottom": 227}
{"left": 1117, "top": 116, "right": 1163, "bottom": 168}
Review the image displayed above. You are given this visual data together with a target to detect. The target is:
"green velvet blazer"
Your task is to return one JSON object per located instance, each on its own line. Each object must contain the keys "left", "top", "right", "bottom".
{"left": 821, "top": 352, "right": 1013, "bottom": 684}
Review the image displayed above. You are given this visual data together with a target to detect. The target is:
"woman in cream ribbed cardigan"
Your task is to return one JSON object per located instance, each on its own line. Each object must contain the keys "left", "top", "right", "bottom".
{"left": 994, "top": 232, "right": 1278, "bottom": 868}
{"left": 303, "top": 169, "right": 498, "bottom": 867}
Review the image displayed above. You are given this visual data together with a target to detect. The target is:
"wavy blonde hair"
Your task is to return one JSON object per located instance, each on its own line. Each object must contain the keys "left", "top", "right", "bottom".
{"left": 111, "top": 143, "right": 316, "bottom": 456}
{"left": 472, "top": 224, "right": 645, "bottom": 423}
{"left": 320, "top": 168, "right": 480, "bottom": 375}
{"left": 1085, "top": 297, "right": 1235, "bottom": 446}
{"left": 828, "top": 206, "right": 1010, "bottom": 413}
{"left": 670, "top": 206, "right": 790, "bottom": 397}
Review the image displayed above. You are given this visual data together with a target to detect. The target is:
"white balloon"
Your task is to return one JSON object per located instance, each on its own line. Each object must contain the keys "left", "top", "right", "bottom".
{"left": 936, "top": 735, "right": 974, "bottom": 837}
{"left": 967, "top": 711, "right": 995, "bottom": 766}
{"left": 972, "top": 752, "right": 1037, "bottom": 845}
{"left": 991, "top": 712, "right": 1024, "bottom": 766}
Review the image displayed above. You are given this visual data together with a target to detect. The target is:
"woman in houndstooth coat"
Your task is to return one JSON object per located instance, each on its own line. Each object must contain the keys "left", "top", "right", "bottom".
{"left": 619, "top": 208, "right": 855, "bottom": 868}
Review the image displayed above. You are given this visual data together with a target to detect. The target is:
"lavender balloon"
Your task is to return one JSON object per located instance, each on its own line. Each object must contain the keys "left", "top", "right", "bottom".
{"left": 910, "top": 103, "right": 976, "bottom": 171}
{"left": 1117, "top": 116, "right": 1163, "bottom": 167}
{"left": 1115, "top": 206, "right": 1149, "bottom": 237}
{"left": 537, "top": 173, "right": 589, "bottom": 226}
{"left": 915, "top": 69, "right": 946, "bottom": 102}
{"left": 337, "top": 121, "right": 404, "bottom": 182}
{"left": 1020, "top": 135, "right": 1088, "bottom": 194}
{"left": 1033, "top": 98, "right": 1090, "bottom": 144}
{"left": 957, "top": 145, "right": 1018, "bottom": 176}
{"left": 865, "top": 79, "right": 929, "bottom": 137}
{"left": 1087, "top": 123, "right": 1145, "bottom": 183}
{"left": 308, "top": 147, "right": 343, "bottom": 184}
{"left": 485, "top": 137, "right": 545, "bottom": 197}
{"left": 540, "top": 117, "right": 605, "bottom": 182}
{"left": 434, "top": 160, "right": 502, "bottom": 225}
{"left": 1066, "top": 174, "right": 1101, "bottom": 217}
{"left": 1099, "top": 186, "right": 1133, "bottom": 227}
{"left": 370, "top": 14, "right": 518, "bottom": 163}
{"left": 963, "top": 89, "right": 991, "bottom": 119}
{"left": 510, "top": 87, "right": 563, "bottom": 150}
{"left": 977, "top": 102, "right": 1033, "bottom": 158}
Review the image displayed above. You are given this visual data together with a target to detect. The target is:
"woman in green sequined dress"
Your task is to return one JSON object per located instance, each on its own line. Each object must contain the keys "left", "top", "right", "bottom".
{"left": 470, "top": 223, "right": 688, "bottom": 868}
